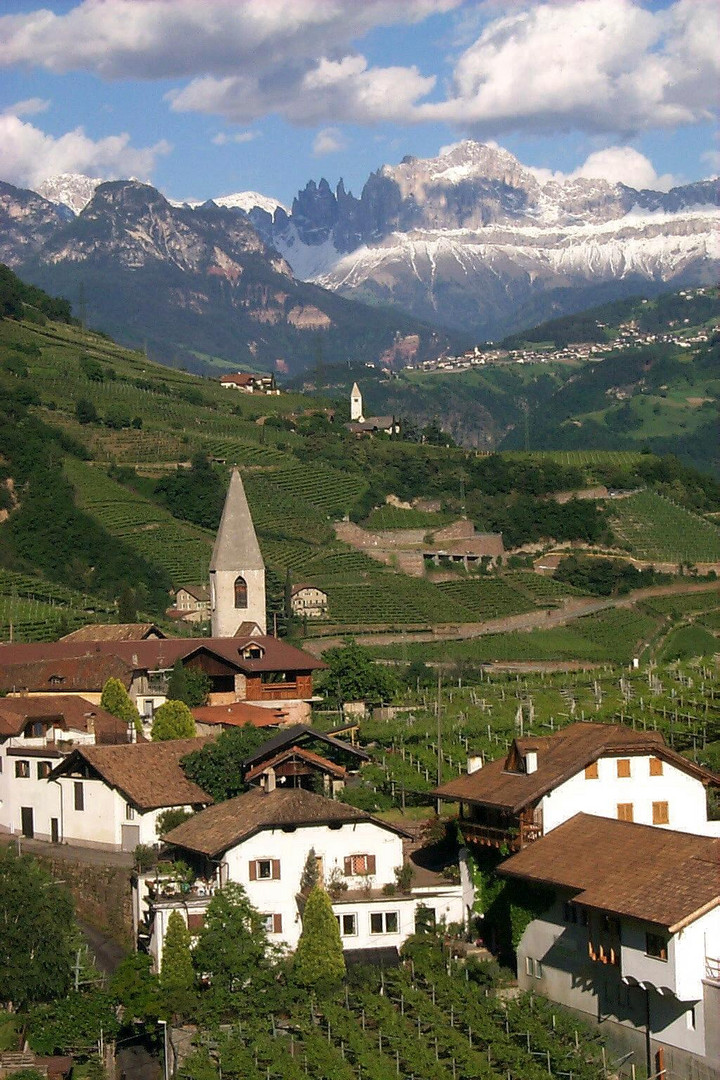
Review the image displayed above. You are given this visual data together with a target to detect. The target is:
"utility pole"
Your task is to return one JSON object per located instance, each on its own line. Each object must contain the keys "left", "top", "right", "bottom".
{"left": 436, "top": 670, "right": 442, "bottom": 815}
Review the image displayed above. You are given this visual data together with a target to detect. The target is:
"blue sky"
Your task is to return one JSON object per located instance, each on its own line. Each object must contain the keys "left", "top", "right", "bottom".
{"left": 0, "top": 0, "right": 717, "bottom": 205}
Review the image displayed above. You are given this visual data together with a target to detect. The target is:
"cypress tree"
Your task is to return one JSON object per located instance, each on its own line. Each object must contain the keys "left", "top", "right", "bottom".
{"left": 160, "top": 910, "right": 196, "bottom": 1019}
{"left": 293, "top": 886, "right": 345, "bottom": 991}
{"left": 100, "top": 676, "right": 142, "bottom": 734}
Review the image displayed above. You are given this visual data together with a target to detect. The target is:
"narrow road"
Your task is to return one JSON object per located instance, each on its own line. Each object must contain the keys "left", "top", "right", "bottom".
{"left": 77, "top": 917, "right": 127, "bottom": 977}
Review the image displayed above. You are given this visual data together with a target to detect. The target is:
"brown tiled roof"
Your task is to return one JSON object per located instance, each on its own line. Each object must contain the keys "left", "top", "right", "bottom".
{"left": 435, "top": 722, "right": 718, "bottom": 813}
{"left": 49, "top": 738, "right": 214, "bottom": 810}
{"left": 191, "top": 702, "right": 286, "bottom": 728}
{"left": 245, "top": 745, "right": 348, "bottom": 783}
{"left": 0, "top": 635, "right": 325, "bottom": 676}
{"left": 499, "top": 813, "right": 720, "bottom": 931}
{"left": 164, "top": 786, "right": 410, "bottom": 857}
{"left": 0, "top": 694, "right": 129, "bottom": 743}
{"left": 174, "top": 585, "right": 210, "bottom": 602}
{"left": 60, "top": 623, "right": 165, "bottom": 642}
{"left": 0, "top": 654, "right": 134, "bottom": 695}
{"left": 242, "top": 724, "right": 370, "bottom": 766}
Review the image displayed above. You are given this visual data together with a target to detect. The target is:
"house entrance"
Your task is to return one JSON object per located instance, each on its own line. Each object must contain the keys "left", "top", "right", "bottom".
{"left": 21, "top": 807, "right": 34, "bottom": 839}
{"left": 121, "top": 824, "right": 140, "bottom": 852}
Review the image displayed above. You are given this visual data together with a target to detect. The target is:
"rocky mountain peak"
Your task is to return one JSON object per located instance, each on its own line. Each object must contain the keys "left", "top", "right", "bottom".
{"left": 36, "top": 173, "right": 101, "bottom": 214}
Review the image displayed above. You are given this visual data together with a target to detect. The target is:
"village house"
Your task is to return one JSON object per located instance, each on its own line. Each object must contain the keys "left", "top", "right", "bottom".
{"left": 435, "top": 722, "right": 720, "bottom": 852}
{"left": 290, "top": 584, "right": 329, "bottom": 619}
{"left": 136, "top": 786, "right": 466, "bottom": 969}
{"left": 499, "top": 814, "right": 720, "bottom": 1078}
{"left": 240, "top": 723, "right": 370, "bottom": 796}
{"left": 60, "top": 623, "right": 166, "bottom": 642}
{"left": 190, "top": 700, "right": 291, "bottom": 735}
{"left": 48, "top": 738, "right": 212, "bottom": 851}
{"left": 219, "top": 372, "right": 278, "bottom": 394}
{"left": 345, "top": 382, "right": 400, "bottom": 437}
{"left": 0, "top": 695, "right": 132, "bottom": 842}
{"left": 166, "top": 585, "right": 211, "bottom": 624}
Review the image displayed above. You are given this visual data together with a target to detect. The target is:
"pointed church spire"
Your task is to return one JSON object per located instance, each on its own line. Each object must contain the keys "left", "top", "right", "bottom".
{"left": 350, "top": 381, "right": 363, "bottom": 422}
{"left": 210, "top": 469, "right": 266, "bottom": 635}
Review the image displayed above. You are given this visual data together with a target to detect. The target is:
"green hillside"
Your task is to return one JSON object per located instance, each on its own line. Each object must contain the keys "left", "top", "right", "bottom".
{"left": 1, "top": 267, "right": 719, "bottom": 643}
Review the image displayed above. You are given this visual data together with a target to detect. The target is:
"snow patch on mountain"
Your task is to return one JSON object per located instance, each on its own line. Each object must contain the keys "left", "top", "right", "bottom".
{"left": 36, "top": 173, "right": 101, "bottom": 213}
{"left": 211, "top": 191, "right": 287, "bottom": 216}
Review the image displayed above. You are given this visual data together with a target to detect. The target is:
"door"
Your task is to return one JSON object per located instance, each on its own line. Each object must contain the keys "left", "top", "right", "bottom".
{"left": 20, "top": 807, "right": 34, "bottom": 839}
{"left": 50, "top": 818, "right": 59, "bottom": 843}
{"left": 121, "top": 824, "right": 140, "bottom": 852}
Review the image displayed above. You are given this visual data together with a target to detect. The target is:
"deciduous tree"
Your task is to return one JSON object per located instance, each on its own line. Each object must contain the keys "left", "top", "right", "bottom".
{"left": 192, "top": 883, "right": 268, "bottom": 1005}
{"left": 100, "top": 676, "right": 141, "bottom": 734}
{"left": 151, "top": 700, "right": 196, "bottom": 741}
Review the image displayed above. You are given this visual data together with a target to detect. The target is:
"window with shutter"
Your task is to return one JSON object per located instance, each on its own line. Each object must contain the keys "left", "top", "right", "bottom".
{"left": 652, "top": 801, "right": 669, "bottom": 824}
{"left": 649, "top": 757, "right": 663, "bottom": 776}
{"left": 273, "top": 913, "right": 283, "bottom": 934}
{"left": 617, "top": 802, "right": 634, "bottom": 822}
{"left": 584, "top": 762, "right": 599, "bottom": 779}
{"left": 616, "top": 759, "right": 631, "bottom": 778}
{"left": 187, "top": 913, "right": 205, "bottom": 933}
{"left": 271, "top": 859, "right": 281, "bottom": 880}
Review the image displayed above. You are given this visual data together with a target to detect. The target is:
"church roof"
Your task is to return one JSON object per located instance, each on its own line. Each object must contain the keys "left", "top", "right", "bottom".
{"left": 209, "top": 468, "right": 264, "bottom": 573}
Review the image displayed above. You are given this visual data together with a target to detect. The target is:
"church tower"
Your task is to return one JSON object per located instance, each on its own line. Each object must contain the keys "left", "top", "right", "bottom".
{"left": 350, "top": 381, "right": 364, "bottom": 422}
{"left": 210, "top": 469, "right": 267, "bottom": 636}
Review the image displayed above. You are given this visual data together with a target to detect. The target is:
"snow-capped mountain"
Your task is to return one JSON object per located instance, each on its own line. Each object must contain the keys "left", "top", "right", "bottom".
{"left": 211, "top": 191, "right": 287, "bottom": 217}
{"left": 261, "top": 142, "right": 719, "bottom": 339}
{"left": 36, "top": 173, "right": 102, "bottom": 214}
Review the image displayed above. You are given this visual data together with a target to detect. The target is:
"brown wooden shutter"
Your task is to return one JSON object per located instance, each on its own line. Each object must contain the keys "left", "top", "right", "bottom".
{"left": 344, "top": 856, "right": 353, "bottom": 876}
{"left": 617, "top": 802, "right": 634, "bottom": 822}
{"left": 249, "top": 861, "right": 257, "bottom": 881}
{"left": 616, "top": 759, "right": 631, "bottom": 778}
{"left": 649, "top": 757, "right": 663, "bottom": 776}
{"left": 584, "top": 762, "right": 599, "bottom": 779}
{"left": 367, "top": 855, "right": 376, "bottom": 875}
{"left": 273, "top": 913, "right": 283, "bottom": 934}
{"left": 187, "top": 913, "right": 205, "bottom": 933}
{"left": 272, "top": 859, "right": 281, "bottom": 880}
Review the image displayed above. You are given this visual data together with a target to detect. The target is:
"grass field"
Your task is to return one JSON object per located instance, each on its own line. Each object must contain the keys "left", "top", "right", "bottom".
{"left": 0, "top": 568, "right": 115, "bottom": 642}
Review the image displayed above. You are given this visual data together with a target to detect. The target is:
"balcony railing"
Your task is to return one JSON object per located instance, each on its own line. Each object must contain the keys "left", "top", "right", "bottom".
{"left": 706, "top": 956, "right": 720, "bottom": 981}
{"left": 461, "top": 820, "right": 542, "bottom": 851}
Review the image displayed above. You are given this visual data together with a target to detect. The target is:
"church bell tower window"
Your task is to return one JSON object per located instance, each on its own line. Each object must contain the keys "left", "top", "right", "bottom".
{"left": 234, "top": 575, "right": 248, "bottom": 609}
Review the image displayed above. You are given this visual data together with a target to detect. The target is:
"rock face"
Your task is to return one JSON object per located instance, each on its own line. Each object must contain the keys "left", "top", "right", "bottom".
{"left": 8, "top": 179, "right": 452, "bottom": 372}
{"left": 261, "top": 142, "right": 720, "bottom": 340}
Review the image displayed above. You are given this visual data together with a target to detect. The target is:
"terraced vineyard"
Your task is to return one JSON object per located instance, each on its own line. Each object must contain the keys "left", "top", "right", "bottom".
{"left": 364, "top": 506, "right": 455, "bottom": 530}
{"left": 610, "top": 490, "right": 720, "bottom": 563}
{"left": 436, "top": 578, "right": 535, "bottom": 620}
{"left": 313, "top": 575, "right": 475, "bottom": 627}
{"left": 506, "top": 450, "right": 644, "bottom": 469}
{"left": 265, "top": 462, "right": 368, "bottom": 518}
{"left": 504, "top": 571, "right": 585, "bottom": 602}
{"left": 64, "top": 458, "right": 214, "bottom": 583}
{"left": 0, "top": 569, "right": 114, "bottom": 643}
{"left": 182, "top": 946, "right": 607, "bottom": 1080}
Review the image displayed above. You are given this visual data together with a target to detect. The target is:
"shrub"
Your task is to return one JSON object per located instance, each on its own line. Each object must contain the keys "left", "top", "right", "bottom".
{"left": 151, "top": 700, "right": 197, "bottom": 741}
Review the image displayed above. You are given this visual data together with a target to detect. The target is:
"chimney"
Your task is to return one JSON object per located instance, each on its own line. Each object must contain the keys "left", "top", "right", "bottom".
{"left": 525, "top": 750, "right": 538, "bottom": 774}
{"left": 264, "top": 767, "right": 276, "bottom": 793}
{"left": 466, "top": 755, "right": 483, "bottom": 774}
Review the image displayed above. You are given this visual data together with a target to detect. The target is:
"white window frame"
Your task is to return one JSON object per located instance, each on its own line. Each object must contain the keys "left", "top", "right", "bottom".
{"left": 370, "top": 911, "right": 399, "bottom": 935}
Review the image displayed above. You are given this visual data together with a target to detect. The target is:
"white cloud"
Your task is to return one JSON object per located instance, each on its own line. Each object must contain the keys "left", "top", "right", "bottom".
{"left": 313, "top": 128, "right": 346, "bottom": 156}
{"left": 527, "top": 146, "right": 679, "bottom": 191}
{"left": 0, "top": 114, "right": 170, "bottom": 189}
{"left": 700, "top": 150, "right": 720, "bottom": 177}
{"left": 2, "top": 96, "right": 50, "bottom": 117}
{"left": 419, "top": 0, "right": 720, "bottom": 136}
{"left": 212, "top": 130, "right": 259, "bottom": 147}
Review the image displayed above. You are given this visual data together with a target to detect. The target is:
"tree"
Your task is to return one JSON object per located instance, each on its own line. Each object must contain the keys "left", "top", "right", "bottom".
{"left": 181, "top": 725, "right": 268, "bottom": 801}
{"left": 151, "top": 700, "right": 196, "bottom": 741}
{"left": 300, "top": 848, "right": 319, "bottom": 895}
{"left": 192, "top": 884, "right": 268, "bottom": 1003}
{"left": 0, "top": 848, "right": 75, "bottom": 1008}
{"left": 167, "top": 660, "right": 210, "bottom": 708}
{"left": 109, "top": 953, "right": 163, "bottom": 1027}
{"left": 27, "top": 991, "right": 118, "bottom": 1055}
{"left": 160, "top": 910, "right": 196, "bottom": 1019}
{"left": 292, "top": 886, "right": 345, "bottom": 991}
{"left": 117, "top": 584, "right": 137, "bottom": 622}
{"left": 100, "top": 676, "right": 142, "bottom": 734}
{"left": 320, "top": 639, "right": 399, "bottom": 707}
{"left": 75, "top": 398, "right": 98, "bottom": 425}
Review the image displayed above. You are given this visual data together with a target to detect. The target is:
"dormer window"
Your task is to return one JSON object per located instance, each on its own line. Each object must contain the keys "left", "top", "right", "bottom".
{"left": 241, "top": 644, "right": 264, "bottom": 659}
{"left": 49, "top": 675, "right": 64, "bottom": 686}
{"left": 524, "top": 751, "right": 538, "bottom": 774}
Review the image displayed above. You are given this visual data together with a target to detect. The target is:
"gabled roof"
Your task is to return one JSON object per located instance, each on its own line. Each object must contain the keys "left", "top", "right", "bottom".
{"left": 49, "top": 738, "right": 213, "bottom": 811}
{"left": 499, "top": 813, "right": 720, "bottom": 932}
{"left": 174, "top": 584, "right": 210, "bottom": 602}
{"left": 245, "top": 745, "right": 348, "bottom": 783}
{"left": 435, "top": 722, "right": 719, "bottom": 814}
{"left": 163, "top": 786, "right": 409, "bottom": 857}
{"left": 0, "top": 654, "right": 134, "bottom": 695}
{"left": 209, "top": 468, "right": 264, "bottom": 573}
{"left": 0, "top": 694, "right": 129, "bottom": 743}
{"left": 242, "top": 724, "right": 370, "bottom": 768}
{"left": 60, "top": 623, "right": 165, "bottom": 642}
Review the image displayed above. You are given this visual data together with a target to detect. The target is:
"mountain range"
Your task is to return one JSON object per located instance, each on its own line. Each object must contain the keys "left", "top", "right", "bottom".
{"left": 1, "top": 140, "right": 717, "bottom": 367}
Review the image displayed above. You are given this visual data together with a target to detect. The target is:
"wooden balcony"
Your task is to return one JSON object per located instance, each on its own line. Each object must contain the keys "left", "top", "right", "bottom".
{"left": 460, "top": 819, "right": 542, "bottom": 852}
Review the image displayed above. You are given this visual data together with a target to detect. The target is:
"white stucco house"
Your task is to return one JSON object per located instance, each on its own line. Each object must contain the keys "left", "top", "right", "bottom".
{"left": 500, "top": 814, "right": 720, "bottom": 1078}
{"left": 0, "top": 694, "right": 132, "bottom": 843}
{"left": 48, "top": 738, "right": 213, "bottom": 851}
{"left": 137, "top": 786, "right": 465, "bottom": 970}
{"left": 436, "top": 722, "right": 720, "bottom": 852}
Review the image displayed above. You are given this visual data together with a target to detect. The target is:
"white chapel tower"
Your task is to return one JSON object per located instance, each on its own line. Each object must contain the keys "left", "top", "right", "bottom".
{"left": 209, "top": 469, "right": 267, "bottom": 636}
{"left": 350, "top": 381, "right": 364, "bottom": 422}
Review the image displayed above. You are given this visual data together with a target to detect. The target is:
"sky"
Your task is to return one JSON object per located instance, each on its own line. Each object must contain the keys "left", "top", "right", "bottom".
{"left": 0, "top": 0, "right": 717, "bottom": 207}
